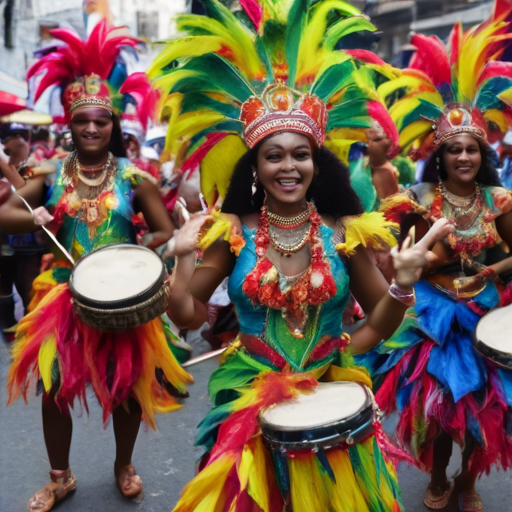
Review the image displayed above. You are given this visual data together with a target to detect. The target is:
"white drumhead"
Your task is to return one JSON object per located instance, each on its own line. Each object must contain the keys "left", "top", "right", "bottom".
{"left": 73, "top": 245, "right": 163, "bottom": 302}
{"left": 260, "top": 381, "right": 369, "bottom": 430}
{"left": 476, "top": 304, "right": 512, "bottom": 354}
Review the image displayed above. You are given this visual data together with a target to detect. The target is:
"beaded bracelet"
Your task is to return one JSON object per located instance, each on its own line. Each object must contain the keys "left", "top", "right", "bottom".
{"left": 388, "top": 282, "right": 416, "bottom": 307}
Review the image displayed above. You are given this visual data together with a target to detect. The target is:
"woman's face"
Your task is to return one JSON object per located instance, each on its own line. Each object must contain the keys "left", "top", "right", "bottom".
{"left": 255, "top": 132, "right": 315, "bottom": 207}
{"left": 70, "top": 107, "right": 113, "bottom": 157}
{"left": 442, "top": 134, "right": 482, "bottom": 185}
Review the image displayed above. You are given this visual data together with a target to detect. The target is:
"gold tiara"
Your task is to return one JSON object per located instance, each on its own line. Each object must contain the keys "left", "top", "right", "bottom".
{"left": 70, "top": 96, "right": 114, "bottom": 115}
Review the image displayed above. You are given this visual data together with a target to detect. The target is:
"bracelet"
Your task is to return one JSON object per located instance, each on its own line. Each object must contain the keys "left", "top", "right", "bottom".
{"left": 388, "top": 282, "right": 416, "bottom": 307}
{"left": 481, "top": 267, "right": 497, "bottom": 282}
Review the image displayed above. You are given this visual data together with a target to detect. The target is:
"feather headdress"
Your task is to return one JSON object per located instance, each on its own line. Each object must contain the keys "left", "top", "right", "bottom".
{"left": 27, "top": 21, "right": 156, "bottom": 125}
{"left": 149, "top": 0, "right": 397, "bottom": 206}
{"left": 379, "top": 0, "right": 512, "bottom": 159}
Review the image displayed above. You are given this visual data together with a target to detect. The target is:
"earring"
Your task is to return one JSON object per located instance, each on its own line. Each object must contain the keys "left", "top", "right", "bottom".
{"left": 252, "top": 169, "right": 258, "bottom": 196}
{"left": 436, "top": 156, "right": 440, "bottom": 172}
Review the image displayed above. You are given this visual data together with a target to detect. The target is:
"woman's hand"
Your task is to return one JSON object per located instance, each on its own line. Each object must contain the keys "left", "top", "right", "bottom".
{"left": 164, "top": 213, "right": 211, "bottom": 259}
{"left": 391, "top": 218, "right": 452, "bottom": 289}
{"left": 32, "top": 206, "right": 54, "bottom": 226}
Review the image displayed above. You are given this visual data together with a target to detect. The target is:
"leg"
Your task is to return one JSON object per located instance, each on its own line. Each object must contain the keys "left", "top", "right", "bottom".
{"left": 430, "top": 429, "right": 453, "bottom": 491}
{"left": 455, "top": 437, "right": 481, "bottom": 511}
{"left": 13, "top": 253, "right": 42, "bottom": 313}
{"left": 42, "top": 390, "right": 73, "bottom": 470}
{"left": 424, "top": 430, "right": 454, "bottom": 509}
{"left": 0, "top": 254, "right": 16, "bottom": 330}
{"left": 112, "top": 399, "right": 144, "bottom": 500}
{"left": 28, "top": 392, "right": 76, "bottom": 511}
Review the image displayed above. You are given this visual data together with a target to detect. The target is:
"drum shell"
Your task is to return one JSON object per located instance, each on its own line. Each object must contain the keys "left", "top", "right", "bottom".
{"left": 69, "top": 244, "right": 169, "bottom": 332}
{"left": 474, "top": 307, "right": 512, "bottom": 369}
{"left": 260, "top": 385, "right": 375, "bottom": 453}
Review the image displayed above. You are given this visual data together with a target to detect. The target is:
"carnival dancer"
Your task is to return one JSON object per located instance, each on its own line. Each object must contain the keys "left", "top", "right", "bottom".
{"left": 366, "top": 11, "right": 512, "bottom": 512}
{"left": 150, "top": 1, "right": 451, "bottom": 510}
{"left": 0, "top": 22, "right": 192, "bottom": 512}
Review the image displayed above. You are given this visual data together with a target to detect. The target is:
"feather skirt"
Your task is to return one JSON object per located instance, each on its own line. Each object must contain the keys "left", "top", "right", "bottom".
{"left": 359, "top": 280, "right": 512, "bottom": 476}
{"left": 7, "top": 265, "right": 193, "bottom": 429}
{"left": 172, "top": 347, "right": 402, "bottom": 512}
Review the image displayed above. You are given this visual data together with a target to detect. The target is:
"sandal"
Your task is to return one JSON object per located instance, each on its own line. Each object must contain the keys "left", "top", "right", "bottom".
{"left": 115, "top": 464, "right": 144, "bottom": 503}
{"left": 28, "top": 468, "right": 76, "bottom": 512}
{"left": 424, "top": 481, "right": 454, "bottom": 509}
{"left": 459, "top": 493, "right": 483, "bottom": 512}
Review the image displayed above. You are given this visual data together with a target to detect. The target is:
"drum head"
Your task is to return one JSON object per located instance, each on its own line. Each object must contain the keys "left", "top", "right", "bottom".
{"left": 475, "top": 304, "right": 512, "bottom": 368}
{"left": 70, "top": 244, "right": 165, "bottom": 307}
{"left": 260, "top": 381, "right": 370, "bottom": 431}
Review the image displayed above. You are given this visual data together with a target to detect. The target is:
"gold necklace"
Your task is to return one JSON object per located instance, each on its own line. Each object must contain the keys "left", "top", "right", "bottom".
{"left": 63, "top": 151, "right": 116, "bottom": 200}
{"left": 267, "top": 207, "right": 310, "bottom": 228}
{"left": 439, "top": 182, "right": 483, "bottom": 230}
{"left": 269, "top": 222, "right": 311, "bottom": 255}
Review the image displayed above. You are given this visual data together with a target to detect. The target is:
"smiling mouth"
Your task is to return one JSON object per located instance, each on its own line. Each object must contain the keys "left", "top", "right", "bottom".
{"left": 276, "top": 178, "right": 300, "bottom": 186}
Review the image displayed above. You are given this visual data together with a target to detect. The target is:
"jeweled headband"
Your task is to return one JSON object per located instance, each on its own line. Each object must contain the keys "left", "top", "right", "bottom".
{"left": 70, "top": 96, "right": 114, "bottom": 116}
{"left": 241, "top": 85, "right": 327, "bottom": 149}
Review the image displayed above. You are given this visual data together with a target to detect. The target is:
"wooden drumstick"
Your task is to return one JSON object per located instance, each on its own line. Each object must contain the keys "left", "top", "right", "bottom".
{"left": 182, "top": 346, "right": 228, "bottom": 367}
{"left": 12, "top": 190, "right": 75, "bottom": 265}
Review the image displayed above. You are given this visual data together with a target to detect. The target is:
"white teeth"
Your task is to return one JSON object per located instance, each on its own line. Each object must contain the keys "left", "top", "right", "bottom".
{"left": 278, "top": 180, "right": 298, "bottom": 185}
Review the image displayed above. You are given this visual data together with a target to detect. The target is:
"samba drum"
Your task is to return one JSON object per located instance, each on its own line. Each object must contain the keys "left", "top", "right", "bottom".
{"left": 474, "top": 303, "right": 512, "bottom": 369}
{"left": 69, "top": 244, "right": 169, "bottom": 332}
{"left": 259, "top": 381, "right": 375, "bottom": 453}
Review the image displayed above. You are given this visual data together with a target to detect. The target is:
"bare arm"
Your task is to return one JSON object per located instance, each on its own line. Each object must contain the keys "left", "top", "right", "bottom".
{"left": 348, "top": 218, "right": 451, "bottom": 354}
{"left": 0, "top": 160, "right": 25, "bottom": 189}
{"left": 0, "top": 175, "right": 46, "bottom": 234}
{"left": 133, "top": 178, "right": 176, "bottom": 249}
{"left": 349, "top": 246, "right": 408, "bottom": 354}
{"left": 167, "top": 238, "right": 236, "bottom": 329}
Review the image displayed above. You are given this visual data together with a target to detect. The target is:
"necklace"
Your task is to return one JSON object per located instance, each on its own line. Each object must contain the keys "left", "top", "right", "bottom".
{"left": 63, "top": 151, "right": 116, "bottom": 200}
{"left": 267, "top": 207, "right": 310, "bottom": 228}
{"left": 266, "top": 203, "right": 312, "bottom": 256}
{"left": 269, "top": 222, "right": 311, "bottom": 255}
{"left": 438, "top": 181, "right": 483, "bottom": 230}
{"left": 243, "top": 201, "right": 337, "bottom": 338}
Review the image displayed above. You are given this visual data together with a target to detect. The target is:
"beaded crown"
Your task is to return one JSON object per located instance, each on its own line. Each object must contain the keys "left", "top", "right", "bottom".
{"left": 149, "top": 0, "right": 400, "bottom": 206}
{"left": 379, "top": 0, "right": 512, "bottom": 159}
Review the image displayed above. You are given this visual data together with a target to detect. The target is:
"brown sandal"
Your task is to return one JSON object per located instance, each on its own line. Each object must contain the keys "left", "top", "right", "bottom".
{"left": 115, "top": 464, "right": 144, "bottom": 503}
{"left": 28, "top": 468, "right": 76, "bottom": 512}
{"left": 424, "top": 481, "right": 454, "bottom": 509}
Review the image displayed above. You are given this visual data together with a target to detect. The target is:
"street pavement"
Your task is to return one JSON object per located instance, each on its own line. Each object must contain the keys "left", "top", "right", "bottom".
{"left": 1, "top": 336, "right": 511, "bottom": 512}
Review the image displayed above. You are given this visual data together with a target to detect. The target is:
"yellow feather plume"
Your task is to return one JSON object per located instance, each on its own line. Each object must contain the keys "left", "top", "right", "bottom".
{"left": 38, "top": 335, "right": 57, "bottom": 393}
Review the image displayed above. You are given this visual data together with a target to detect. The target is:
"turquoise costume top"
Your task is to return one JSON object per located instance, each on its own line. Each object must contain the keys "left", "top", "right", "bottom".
{"left": 46, "top": 156, "right": 149, "bottom": 259}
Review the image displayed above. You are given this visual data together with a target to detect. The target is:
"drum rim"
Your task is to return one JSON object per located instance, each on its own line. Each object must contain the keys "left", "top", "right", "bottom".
{"left": 474, "top": 305, "right": 512, "bottom": 369}
{"left": 259, "top": 382, "right": 373, "bottom": 432}
{"left": 69, "top": 243, "right": 166, "bottom": 309}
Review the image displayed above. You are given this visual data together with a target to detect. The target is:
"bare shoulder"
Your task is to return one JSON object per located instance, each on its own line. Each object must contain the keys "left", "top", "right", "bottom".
{"left": 240, "top": 212, "right": 259, "bottom": 230}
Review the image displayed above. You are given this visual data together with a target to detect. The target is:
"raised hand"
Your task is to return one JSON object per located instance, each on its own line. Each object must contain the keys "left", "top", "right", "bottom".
{"left": 391, "top": 218, "right": 452, "bottom": 289}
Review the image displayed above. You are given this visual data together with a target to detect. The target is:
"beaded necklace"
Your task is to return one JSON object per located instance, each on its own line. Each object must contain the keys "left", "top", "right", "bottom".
{"left": 242, "top": 202, "right": 337, "bottom": 338}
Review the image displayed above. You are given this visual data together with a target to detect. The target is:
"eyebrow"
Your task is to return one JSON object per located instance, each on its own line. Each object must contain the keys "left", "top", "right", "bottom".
{"left": 264, "top": 144, "right": 311, "bottom": 151}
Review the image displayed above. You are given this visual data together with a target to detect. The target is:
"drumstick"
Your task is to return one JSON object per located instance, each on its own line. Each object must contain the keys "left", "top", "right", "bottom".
{"left": 182, "top": 346, "right": 228, "bottom": 367}
{"left": 12, "top": 191, "right": 76, "bottom": 265}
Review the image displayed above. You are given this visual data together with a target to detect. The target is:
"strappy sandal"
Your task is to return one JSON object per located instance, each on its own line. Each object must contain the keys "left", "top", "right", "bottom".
{"left": 424, "top": 481, "right": 454, "bottom": 509}
{"left": 28, "top": 468, "right": 76, "bottom": 512}
{"left": 115, "top": 464, "right": 144, "bottom": 503}
{"left": 459, "top": 493, "right": 483, "bottom": 512}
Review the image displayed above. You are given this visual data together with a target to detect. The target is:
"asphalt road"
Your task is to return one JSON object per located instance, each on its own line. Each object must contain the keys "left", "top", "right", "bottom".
{"left": 1, "top": 335, "right": 511, "bottom": 512}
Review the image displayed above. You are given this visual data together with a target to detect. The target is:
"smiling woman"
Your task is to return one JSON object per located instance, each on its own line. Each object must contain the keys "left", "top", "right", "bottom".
{"left": 0, "top": 22, "right": 193, "bottom": 512}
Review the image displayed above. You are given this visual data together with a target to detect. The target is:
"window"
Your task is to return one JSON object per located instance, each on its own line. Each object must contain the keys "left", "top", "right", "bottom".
{"left": 136, "top": 11, "right": 158, "bottom": 40}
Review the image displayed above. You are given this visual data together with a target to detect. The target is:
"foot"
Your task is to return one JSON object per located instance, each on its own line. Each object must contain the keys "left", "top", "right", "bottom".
{"left": 115, "top": 463, "right": 144, "bottom": 502}
{"left": 28, "top": 468, "right": 76, "bottom": 512}
{"left": 424, "top": 480, "right": 454, "bottom": 509}
{"left": 458, "top": 492, "right": 483, "bottom": 512}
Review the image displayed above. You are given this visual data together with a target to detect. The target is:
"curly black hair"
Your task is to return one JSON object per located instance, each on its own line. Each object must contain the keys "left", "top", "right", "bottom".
{"left": 421, "top": 138, "right": 501, "bottom": 186}
{"left": 221, "top": 144, "right": 363, "bottom": 219}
